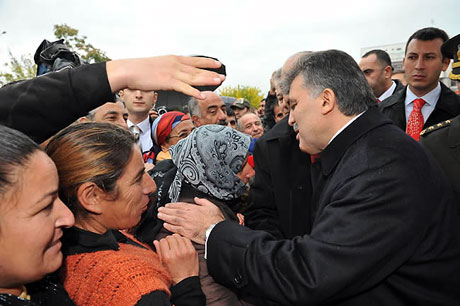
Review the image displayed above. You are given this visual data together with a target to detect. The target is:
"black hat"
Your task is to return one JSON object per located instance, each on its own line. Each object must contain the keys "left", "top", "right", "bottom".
{"left": 231, "top": 98, "right": 251, "bottom": 109}
{"left": 441, "top": 34, "right": 460, "bottom": 81}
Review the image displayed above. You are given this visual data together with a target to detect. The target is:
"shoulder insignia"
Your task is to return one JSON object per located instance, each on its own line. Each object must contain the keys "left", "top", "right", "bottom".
{"left": 420, "top": 120, "right": 451, "bottom": 136}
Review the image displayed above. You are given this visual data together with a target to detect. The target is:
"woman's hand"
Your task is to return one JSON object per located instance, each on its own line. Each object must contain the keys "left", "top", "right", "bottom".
{"left": 153, "top": 234, "right": 199, "bottom": 285}
{"left": 107, "top": 55, "right": 225, "bottom": 100}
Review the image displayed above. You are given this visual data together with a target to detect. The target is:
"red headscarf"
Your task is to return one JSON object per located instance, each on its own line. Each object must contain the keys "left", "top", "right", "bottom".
{"left": 151, "top": 111, "right": 190, "bottom": 146}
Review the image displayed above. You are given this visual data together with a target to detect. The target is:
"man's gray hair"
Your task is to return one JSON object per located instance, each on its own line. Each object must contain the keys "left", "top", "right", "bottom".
{"left": 282, "top": 50, "right": 376, "bottom": 116}
{"left": 273, "top": 68, "right": 282, "bottom": 88}
{"left": 187, "top": 97, "right": 201, "bottom": 118}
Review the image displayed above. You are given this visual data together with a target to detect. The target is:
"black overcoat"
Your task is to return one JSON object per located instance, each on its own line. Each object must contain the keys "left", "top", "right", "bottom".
{"left": 207, "top": 108, "right": 460, "bottom": 305}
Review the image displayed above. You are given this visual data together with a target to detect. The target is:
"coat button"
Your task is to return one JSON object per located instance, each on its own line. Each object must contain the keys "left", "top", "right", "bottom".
{"left": 234, "top": 273, "right": 242, "bottom": 284}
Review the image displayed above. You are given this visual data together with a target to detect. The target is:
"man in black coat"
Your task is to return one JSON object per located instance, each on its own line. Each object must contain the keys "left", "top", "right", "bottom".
{"left": 379, "top": 27, "right": 460, "bottom": 138}
{"left": 245, "top": 116, "right": 311, "bottom": 239}
{"left": 359, "top": 49, "right": 404, "bottom": 102}
{"left": 158, "top": 50, "right": 460, "bottom": 305}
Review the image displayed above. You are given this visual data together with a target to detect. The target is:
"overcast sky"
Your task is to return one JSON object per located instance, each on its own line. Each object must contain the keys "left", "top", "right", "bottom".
{"left": 0, "top": 0, "right": 458, "bottom": 93}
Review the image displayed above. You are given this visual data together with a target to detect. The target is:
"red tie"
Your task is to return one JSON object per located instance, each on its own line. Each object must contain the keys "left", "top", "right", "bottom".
{"left": 310, "top": 153, "right": 320, "bottom": 164}
{"left": 376, "top": 98, "right": 381, "bottom": 103}
{"left": 406, "top": 98, "right": 425, "bottom": 141}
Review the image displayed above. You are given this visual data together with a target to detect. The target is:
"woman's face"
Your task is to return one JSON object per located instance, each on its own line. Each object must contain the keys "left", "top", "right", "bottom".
{"left": 237, "top": 159, "right": 255, "bottom": 184}
{"left": 98, "top": 146, "right": 157, "bottom": 230}
{"left": 163, "top": 119, "right": 194, "bottom": 149}
{"left": 0, "top": 151, "right": 74, "bottom": 286}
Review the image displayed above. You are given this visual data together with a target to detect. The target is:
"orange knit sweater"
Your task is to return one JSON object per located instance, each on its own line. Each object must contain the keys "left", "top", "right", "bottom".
{"left": 61, "top": 234, "right": 172, "bottom": 306}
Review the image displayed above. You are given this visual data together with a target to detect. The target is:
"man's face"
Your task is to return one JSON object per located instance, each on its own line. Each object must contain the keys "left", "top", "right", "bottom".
{"left": 92, "top": 102, "right": 128, "bottom": 128}
{"left": 239, "top": 113, "right": 264, "bottom": 138}
{"left": 227, "top": 114, "right": 237, "bottom": 129}
{"left": 195, "top": 92, "right": 227, "bottom": 126}
{"left": 288, "top": 75, "right": 324, "bottom": 154}
{"left": 275, "top": 82, "right": 288, "bottom": 111}
{"left": 233, "top": 107, "right": 250, "bottom": 120}
{"left": 359, "top": 54, "right": 387, "bottom": 97}
{"left": 273, "top": 104, "right": 286, "bottom": 123}
{"left": 257, "top": 100, "right": 265, "bottom": 117}
{"left": 120, "top": 89, "right": 157, "bottom": 118}
{"left": 403, "top": 38, "right": 449, "bottom": 96}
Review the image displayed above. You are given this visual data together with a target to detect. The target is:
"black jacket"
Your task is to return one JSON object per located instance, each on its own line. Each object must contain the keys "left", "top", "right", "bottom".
{"left": 0, "top": 63, "right": 114, "bottom": 143}
{"left": 207, "top": 108, "right": 460, "bottom": 305}
{"left": 245, "top": 117, "right": 312, "bottom": 239}
{"left": 379, "top": 82, "right": 460, "bottom": 130}
{"left": 420, "top": 114, "right": 460, "bottom": 212}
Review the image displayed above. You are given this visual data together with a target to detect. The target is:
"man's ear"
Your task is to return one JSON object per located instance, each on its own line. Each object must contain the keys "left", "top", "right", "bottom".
{"left": 320, "top": 88, "right": 335, "bottom": 115}
{"left": 441, "top": 56, "right": 451, "bottom": 72}
{"left": 384, "top": 65, "right": 393, "bottom": 79}
{"left": 191, "top": 115, "right": 200, "bottom": 126}
{"left": 153, "top": 92, "right": 158, "bottom": 103}
{"left": 78, "top": 116, "right": 91, "bottom": 123}
{"left": 119, "top": 90, "right": 125, "bottom": 98}
{"left": 76, "top": 182, "right": 104, "bottom": 215}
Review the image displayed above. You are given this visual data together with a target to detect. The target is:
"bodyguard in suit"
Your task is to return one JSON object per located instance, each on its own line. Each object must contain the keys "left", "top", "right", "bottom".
{"left": 359, "top": 49, "right": 404, "bottom": 102}
{"left": 379, "top": 27, "right": 460, "bottom": 140}
{"left": 158, "top": 50, "right": 460, "bottom": 305}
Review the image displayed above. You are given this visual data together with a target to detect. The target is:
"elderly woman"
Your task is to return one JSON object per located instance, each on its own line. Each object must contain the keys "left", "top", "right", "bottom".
{"left": 45, "top": 122, "right": 204, "bottom": 306}
{"left": 0, "top": 125, "right": 75, "bottom": 305}
{"left": 151, "top": 111, "right": 194, "bottom": 162}
{"left": 136, "top": 125, "right": 255, "bottom": 306}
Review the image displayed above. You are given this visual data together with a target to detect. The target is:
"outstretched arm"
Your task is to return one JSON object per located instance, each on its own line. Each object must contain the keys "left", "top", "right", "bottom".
{"left": 1, "top": 55, "right": 224, "bottom": 143}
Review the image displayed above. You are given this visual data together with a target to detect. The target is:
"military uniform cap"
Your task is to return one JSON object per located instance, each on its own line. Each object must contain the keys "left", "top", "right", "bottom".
{"left": 441, "top": 34, "right": 460, "bottom": 81}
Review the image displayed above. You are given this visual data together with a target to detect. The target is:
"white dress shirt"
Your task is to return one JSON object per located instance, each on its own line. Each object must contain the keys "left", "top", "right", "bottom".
{"left": 378, "top": 81, "right": 397, "bottom": 102}
{"left": 127, "top": 116, "right": 153, "bottom": 153}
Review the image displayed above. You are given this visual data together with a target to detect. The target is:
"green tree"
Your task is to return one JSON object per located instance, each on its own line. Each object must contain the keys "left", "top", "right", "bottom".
{"left": 0, "top": 24, "right": 109, "bottom": 86}
{"left": 54, "top": 24, "right": 110, "bottom": 63}
{"left": 0, "top": 51, "right": 36, "bottom": 86}
{"left": 219, "top": 85, "right": 265, "bottom": 109}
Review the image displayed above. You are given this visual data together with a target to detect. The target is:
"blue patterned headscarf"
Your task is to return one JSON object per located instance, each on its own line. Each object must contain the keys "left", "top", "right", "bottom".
{"left": 168, "top": 125, "right": 251, "bottom": 203}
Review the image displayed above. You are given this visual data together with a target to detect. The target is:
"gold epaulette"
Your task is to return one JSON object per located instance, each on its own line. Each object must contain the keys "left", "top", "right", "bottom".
{"left": 420, "top": 120, "right": 452, "bottom": 136}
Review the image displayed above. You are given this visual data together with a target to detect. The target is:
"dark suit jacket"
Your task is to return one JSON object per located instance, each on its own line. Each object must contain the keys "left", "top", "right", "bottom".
{"left": 0, "top": 62, "right": 113, "bottom": 143}
{"left": 420, "top": 115, "right": 460, "bottom": 212}
{"left": 245, "top": 117, "right": 312, "bottom": 239}
{"left": 207, "top": 108, "right": 460, "bottom": 306}
{"left": 388, "top": 78, "right": 405, "bottom": 98}
{"left": 379, "top": 82, "right": 460, "bottom": 130}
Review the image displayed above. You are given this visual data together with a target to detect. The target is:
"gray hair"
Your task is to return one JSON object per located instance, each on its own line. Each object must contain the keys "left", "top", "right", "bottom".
{"left": 187, "top": 97, "right": 201, "bottom": 118}
{"left": 282, "top": 50, "right": 376, "bottom": 116}
{"left": 273, "top": 68, "right": 282, "bottom": 88}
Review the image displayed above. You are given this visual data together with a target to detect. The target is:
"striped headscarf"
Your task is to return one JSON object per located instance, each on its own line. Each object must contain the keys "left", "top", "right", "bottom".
{"left": 151, "top": 111, "right": 190, "bottom": 146}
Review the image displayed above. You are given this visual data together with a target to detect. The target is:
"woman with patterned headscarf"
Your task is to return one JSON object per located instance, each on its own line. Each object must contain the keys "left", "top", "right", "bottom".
{"left": 135, "top": 125, "right": 255, "bottom": 306}
{"left": 151, "top": 111, "right": 194, "bottom": 162}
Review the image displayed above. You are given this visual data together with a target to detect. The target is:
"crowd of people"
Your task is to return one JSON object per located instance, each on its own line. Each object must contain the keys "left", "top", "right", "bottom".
{"left": 0, "top": 26, "right": 460, "bottom": 306}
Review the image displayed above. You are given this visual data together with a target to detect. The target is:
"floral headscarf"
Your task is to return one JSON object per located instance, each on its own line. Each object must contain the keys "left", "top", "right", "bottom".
{"left": 168, "top": 125, "right": 251, "bottom": 203}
